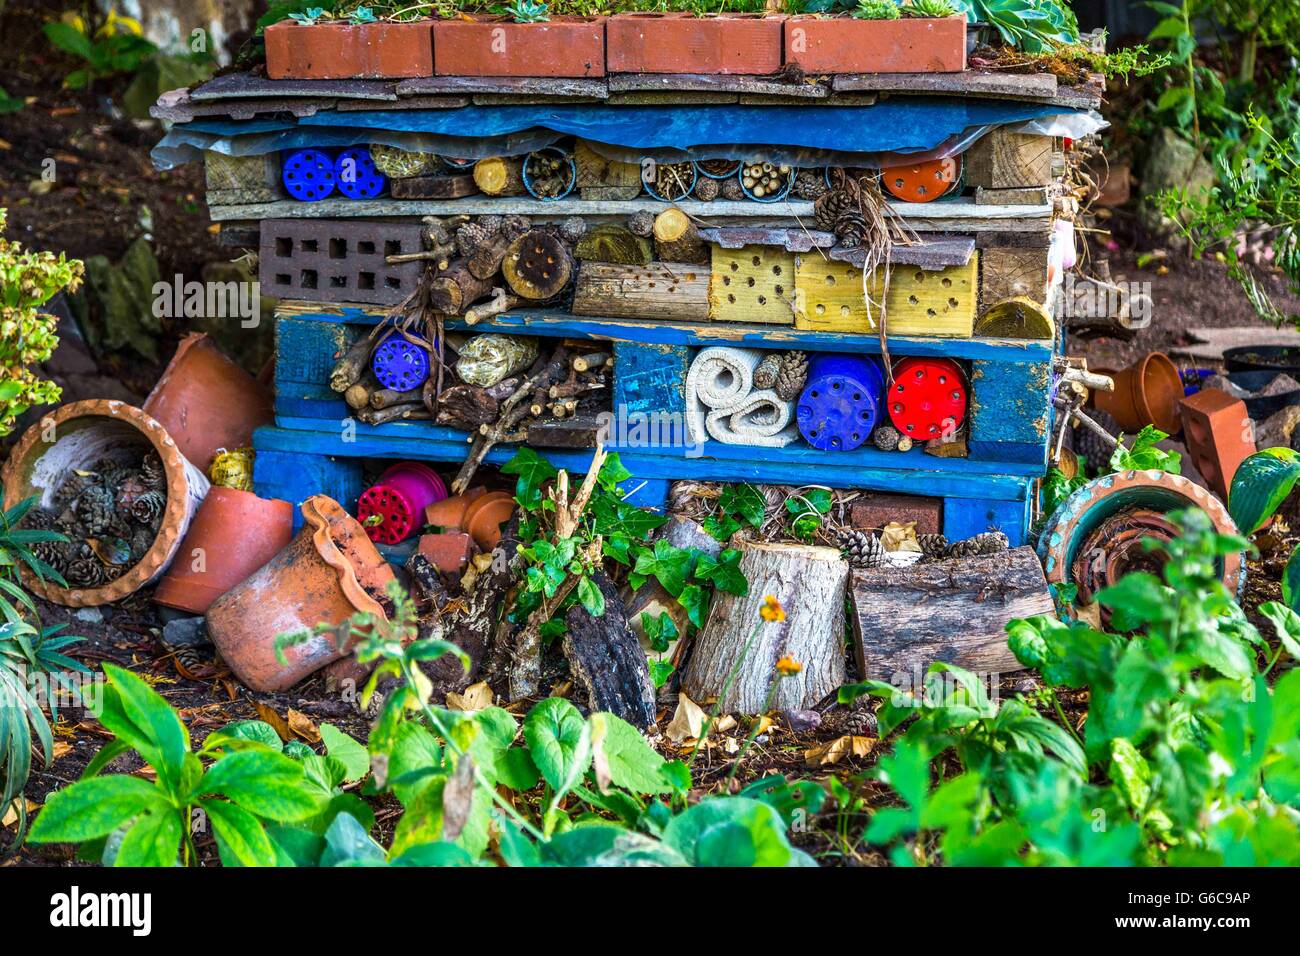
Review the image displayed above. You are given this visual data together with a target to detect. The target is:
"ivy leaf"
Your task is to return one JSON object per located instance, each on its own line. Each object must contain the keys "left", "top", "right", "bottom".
{"left": 632, "top": 539, "right": 694, "bottom": 598}
{"left": 678, "top": 584, "right": 710, "bottom": 629}
{"left": 719, "top": 484, "right": 766, "bottom": 528}
{"left": 694, "top": 549, "right": 749, "bottom": 596}
{"left": 648, "top": 658, "right": 675, "bottom": 689}
{"left": 597, "top": 453, "right": 632, "bottom": 491}
{"left": 501, "top": 448, "right": 558, "bottom": 510}
{"left": 785, "top": 489, "right": 832, "bottom": 515}
{"left": 577, "top": 575, "right": 605, "bottom": 617}
{"left": 640, "top": 612, "right": 679, "bottom": 654}
{"left": 702, "top": 513, "right": 741, "bottom": 543}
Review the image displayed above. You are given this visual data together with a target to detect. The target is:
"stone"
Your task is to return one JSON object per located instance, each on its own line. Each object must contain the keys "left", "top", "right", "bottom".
{"left": 163, "top": 615, "right": 211, "bottom": 647}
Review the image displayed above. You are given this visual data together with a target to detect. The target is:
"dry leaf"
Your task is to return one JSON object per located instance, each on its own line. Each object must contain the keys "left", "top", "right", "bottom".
{"left": 714, "top": 714, "right": 737, "bottom": 734}
{"left": 880, "top": 521, "right": 921, "bottom": 553}
{"left": 288, "top": 708, "right": 322, "bottom": 744}
{"left": 750, "top": 715, "right": 775, "bottom": 736}
{"left": 446, "top": 681, "right": 493, "bottom": 712}
{"left": 52, "top": 742, "right": 73, "bottom": 761}
{"left": 2, "top": 798, "right": 37, "bottom": 828}
{"left": 722, "top": 736, "right": 740, "bottom": 754}
{"left": 804, "top": 735, "right": 875, "bottom": 767}
{"left": 666, "top": 694, "right": 706, "bottom": 744}
{"left": 1075, "top": 600, "right": 1103, "bottom": 630}
{"left": 442, "top": 755, "right": 476, "bottom": 841}
{"left": 255, "top": 702, "right": 292, "bottom": 742}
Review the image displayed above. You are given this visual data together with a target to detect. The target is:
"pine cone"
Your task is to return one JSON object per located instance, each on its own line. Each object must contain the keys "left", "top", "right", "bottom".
{"left": 140, "top": 451, "right": 165, "bottom": 491}
{"left": 774, "top": 351, "right": 809, "bottom": 401}
{"left": 130, "top": 490, "right": 166, "bottom": 528}
{"left": 693, "top": 177, "right": 720, "bottom": 202}
{"left": 66, "top": 556, "right": 109, "bottom": 589}
{"left": 753, "top": 353, "right": 782, "bottom": 390}
{"left": 476, "top": 214, "right": 503, "bottom": 236}
{"left": 115, "top": 475, "right": 148, "bottom": 512}
{"left": 53, "top": 471, "right": 96, "bottom": 508}
{"left": 1071, "top": 408, "right": 1118, "bottom": 474}
{"left": 836, "top": 528, "right": 885, "bottom": 569}
{"left": 844, "top": 704, "right": 878, "bottom": 737}
{"left": 814, "top": 189, "right": 856, "bottom": 231}
{"left": 946, "top": 531, "right": 1010, "bottom": 560}
{"left": 455, "top": 220, "right": 491, "bottom": 259}
{"left": 794, "top": 169, "right": 828, "bottom": 201}
{"left": 872, "top": 424, "right": 901, "bottom": 451}
{"left": 558, "top": 216, "right": 587, "bottom": 244}
{"left": 499, "top": 215, "right": 532, "bottom": 239}
{"left": 90, "top": 457, "right": 132, "bottom": 490}
{"left": 75, "top": 485, "right": 116, "bottom": 537}
{"left": 835, "top": 209, "right": 868, "bottom": 248}
{"left": 719, "top": 177, "right": 745, "bottom": 201}
{"left": 918, "top": 533, "right": 950, "bottom": 561}
{"left": 627, "top": 210, "right": 655, "bottom": 238}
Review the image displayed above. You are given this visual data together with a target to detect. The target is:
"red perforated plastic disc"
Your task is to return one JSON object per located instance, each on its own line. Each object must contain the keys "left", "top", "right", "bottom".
{"left": 886, "top": 357, "right": 968, "bottom": 440}
{"left": 357, "top": 485, "right": 416, "bottom": 545}
{"left": 881, "top": 157, "right": 960, "bottom": 203}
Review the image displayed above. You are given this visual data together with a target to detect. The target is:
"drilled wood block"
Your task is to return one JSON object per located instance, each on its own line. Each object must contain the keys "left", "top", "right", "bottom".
{"left": 979, "top": 245, "right": 1050, "bottom": 310}
{"left": 793, "top": 254, "right": 977, "bottom": 337}
{"left": 964, "top": 128, "right": 1053, "bottom": 189}
{"left": 967, "top": 358, "right": 1051, "bottom": 465}
{"left": 205, "top": 151, "right": 281, "bottom": 204}
{"left": 275, "top": 316, "right": 363, "bottom": 388}
{"left": 708, "top": 244, "right": 796, "bottom": 324}
{"left": 259, "top": 219, "right": 425, "bottom": 306}
{"left": 614, "top": 341, "right": 690, "bottom": 417}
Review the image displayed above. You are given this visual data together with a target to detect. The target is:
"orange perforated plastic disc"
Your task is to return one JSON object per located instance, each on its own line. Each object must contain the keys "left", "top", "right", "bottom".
{"left": 881, "top": 157, "right": 960, "bottom": 203}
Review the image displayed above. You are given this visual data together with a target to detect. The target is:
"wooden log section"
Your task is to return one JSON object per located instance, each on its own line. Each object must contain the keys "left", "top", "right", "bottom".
{"left": 681, "top": 540, "right": 848, "bottom": 714}
{"left": 575, "top": 140, "right": 643, "bottom": 201}
{"left": 429, "top": 258, "right": 496, "bottom": 315}
{"left": 473, "top": 156, "right": 526, "bottom": 196}
{"left": 965, "top": 128, "right": 1053, "bottom": 190}
{"left": 571, "top": 260, "right": 711, "bottom": 322}
{"left": 503, "top": 229, "right": 574, "bottom": 301}
{"left": 848, "top": 546, "right": 1051, "bottom": 681}
{"left": 564, "top": 573, "right": 657, "bottom": 730}
{"left": 575, "top": 223, "right": 653, "bottom": 265}
{"left": 652, "top": 206, "right": 708, "bottom": 265}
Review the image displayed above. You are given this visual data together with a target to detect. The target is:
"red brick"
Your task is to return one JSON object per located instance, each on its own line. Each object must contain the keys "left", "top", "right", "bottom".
{"left": 418, "top": 532, "right": 474, "bottom": 574}
{"left": 848, "top": 494, "right": 943, "bottom": 534}
{"left": 1178, "top": 388, "right": 1255, "bottom": 503}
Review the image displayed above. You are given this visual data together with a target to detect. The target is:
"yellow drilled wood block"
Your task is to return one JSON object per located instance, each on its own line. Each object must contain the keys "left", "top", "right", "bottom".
{"left": 792, "top": 253, "right": 978, "bottom": 338}
{"left": 708, "top": 244, "right": 796, "bottom": 324}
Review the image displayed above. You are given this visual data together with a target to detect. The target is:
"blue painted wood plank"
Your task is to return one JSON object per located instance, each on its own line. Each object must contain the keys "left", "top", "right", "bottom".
{"left": 273, "top": 304, "right": 1054, "bottom": 364}
{"left": 276, "top": 317, "right": 361, "bottom": 388}
{"left": 614, "top": 341, "right": 689, "bottom": 417}
{"left": 943, "top": 496, "right": 1032, "bottom": 547}
{"left": 257, "top": 422, "right": 1035, "bottom": 502}
{"left": 967, "top": 358, "right": 1052, "bottom": 462}
{"left": 253, "top": 448, "right": 365, "bottom": 530}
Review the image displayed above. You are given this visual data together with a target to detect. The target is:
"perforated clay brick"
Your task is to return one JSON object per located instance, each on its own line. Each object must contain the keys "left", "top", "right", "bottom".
{"left": 259, "top": 219, "right": 425, "bottom": 306}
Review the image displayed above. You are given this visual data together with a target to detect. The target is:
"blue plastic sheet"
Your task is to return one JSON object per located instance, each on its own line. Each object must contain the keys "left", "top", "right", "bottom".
{"left": 152, "top": 98, "right": 1078, "bottom": 170}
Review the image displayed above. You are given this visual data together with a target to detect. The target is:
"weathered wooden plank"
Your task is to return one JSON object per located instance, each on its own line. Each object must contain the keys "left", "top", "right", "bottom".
{"left": 252, "top": 448, "right": 365, "bottom": 526}
{"left": 276, "top": 316, "right": 362, "bottom": 387}
{"left": 389, "top": 174, "right": 479, "bottom": 199}
{"left": 607, "top": 91, "right": 740, "bottom": 105}
{"left": 965, "top": 128, "right": 1054, "bottom": 189}
{"left": 613, "top": 342, "right": 690, "bottom": 417}
{"left": 848, "top": 546, "right": 1049, "bottom": 680}
{"left": 979, "top": 245, "right": 1051, "bottom": 308}
{"left": 832, "top": 69, "right": 1102, "bottom": 109}
{"left": 338, "top": 94, "right": 470, "bottom": 110}
{"left": 153, "top": 89, "right": 337, "bottom": 122}
{"left": 572, "top": 261, "right": 711, "bottom": 321}
{"left": 396, "top": 75, "right": 609, "bottom": 98}
{"left": 829, "top": 237, "right": 976, "bottom": 270}
{"left": 975, "top": 186, "right": 1052, "bottom": 206}
{"left": 272, "top": 301, "right": 1057, "bottom": 363}
{"left": 608, "top": 73, "right": 829, "bottom": 97}
{"left": 967, "top": 358, "right": 1051, "bottom": 466}
{"left": 192, "top": 73, "right": 397, "bottom": 101}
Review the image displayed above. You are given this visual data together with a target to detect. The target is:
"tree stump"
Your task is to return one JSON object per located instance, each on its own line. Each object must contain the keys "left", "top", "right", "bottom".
{"left": 682, "top": 540, "right": 848, "bottom": 714}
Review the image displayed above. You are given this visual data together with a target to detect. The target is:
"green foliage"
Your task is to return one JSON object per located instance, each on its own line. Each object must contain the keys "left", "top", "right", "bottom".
{"left": 507, "top": 0, "right": 552, "bottom": 21}
{"left": 0, "top": 209, "right": 82, "bottom": 437}
{"left": 1228, "top": 446, "right": 1300, "bottom": 609}
{"left": 0, "top": 88, "right": 24, "bottom": 115}
{"left": 44, "top": 18, "right": 158, "bottom": 90}
{"left": 904, "top": 0, "right": 957, "bottom": 15}
{"left": 841, "top": 509, "right": 1300, "bottom": 865}
{"left": 951, "top": 0, "right": 1078, "bottom": 52}
{"left": 852, "top": 0, "right": 901, "bottom": 18}
{"left": 784, "top": 487, "right": 833, "bottom": 540}
{"left": 1109, "top": 424, "right": 1182, "bottom": 473}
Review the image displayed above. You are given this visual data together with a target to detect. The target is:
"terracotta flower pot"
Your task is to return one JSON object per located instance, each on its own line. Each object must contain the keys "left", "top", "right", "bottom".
{"left": 434, "top": 16, "right": 606, "bottom": 78}
{"left": 142, "top": 333, "right": 274, "bottom": 472}
{"left": 606, "top": 13, "right": 785, "bottom": 75}
{"left": 424, "top": 486, "right": 487, "bottom": 531}
{"left": 784, "top": 15, "right": 966, "bottom": 74}
{"left": 463, "top": 491, "right": 517, "bottom": 550}
{"left": 205, "top": 495, "right": 396, "bottom": 693}
{"left": 153, "top": 487, "right": 295, "bottom": 615}
{"left": 264, "top": 19, "right": 435, "bottom": 80}
{"left": 1089, "top": 351, "right": 1183, "bottom": 435}
{"left": 1, "top": 400, "right": 210, "bottom": 607}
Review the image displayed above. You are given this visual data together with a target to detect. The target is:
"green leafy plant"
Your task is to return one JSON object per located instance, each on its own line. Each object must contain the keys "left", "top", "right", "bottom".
{"left": 951, "top": 0, "right": 1078, "bottom": 52}
{"left": 0, "top": 209, "right": 82, "bottom": 437}
{"left": 785, "top": 487, "right": 833, "bottom": 540}
{"left": 42, "top": 15, "right": 159, "bottom": 90}
{"left": 507, "top": 0, "right": 552, "bottom": 22}
{"left": 853, "top": 0, "right": 901, "bottom": 18}
{"left": 347, "top": 5, "right": 379, "bottom": 23}
{"left": 904, "top": 0, "right": 957, "bottom": 16}
{"left": 1228, "top": 447, "right": 1300, "bottom": 608}
{"left": 0, "top": 87, "right": 23, "bottom": 114}
{"left": 288, "top": 6, "right": 334, "bottom": 24}
{"left": 840, "top": 509, "right": 1300, "bottom": 865}
{"left": 1109, "top": 423, "right": 1182, "bottom": 473}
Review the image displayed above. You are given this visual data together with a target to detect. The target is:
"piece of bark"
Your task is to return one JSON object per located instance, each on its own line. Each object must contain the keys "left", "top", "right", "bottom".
{"left": 575, "top": 224, "right": 654, "bottom": 265}
{"left": 502, "top": 229, "right": 574, "bottom": 300}
{"left": 436, "top": 383, "right": 500, "bottom": 429}
{"left": 571, "top": 260, "right": 711, "bottom": 322}
{"left": 681, "top": 540, "right": 848, "bottom": 714}
{"left": 407, "top": 552, "right": 452, "bottom": 615}
{"left": 848, "top": 546, "right": 1050, "bottom": 680}
{"left": 563, "top": 573, "right": 657, "bottom": 730}
{"left": 371, "top": 386, "right": 425, "bottom": 409}
{"left": 356, "top": 403, "right": 429, "bottom": 425}
{"left": 429, "top": 258, "right": 496, "bottom": 315}
{"left": 653, "top": 207, "right": 708, "bottom": 264}
{"left": 527, "top": 417, "right": 604, "bottom": 448}
{"left": 390, "top": 173, "right": 478, "bottom": 200}
{"left": 473, "top": 156, "right": 526, "bottom": 196}
{"left": 330, "top": 336, "right": 374, "bottom": 393}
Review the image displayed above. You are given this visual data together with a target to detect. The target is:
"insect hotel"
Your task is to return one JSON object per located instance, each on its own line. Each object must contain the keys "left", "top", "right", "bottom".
{"left": 141, "top": 10, "right": 1105, "bottom": 697}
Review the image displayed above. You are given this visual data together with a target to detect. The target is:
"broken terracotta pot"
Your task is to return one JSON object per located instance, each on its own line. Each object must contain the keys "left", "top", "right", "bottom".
{"left": 205, "top": 495, "right": 396, "bottom": 693}
{"left": 1, "top": 400, "right": 210, "bottom": 607}
{"left": 424, "top": 486, "right": 487, "bottom": 531}
{"left": 142, "top": 333, "right": 274, "bottom": 471}
{"left": 1037, "top": 469, "right": 1245, "bottom": 620}
{"left": 463, "top": 491, "right": 516, "bottom": 550}
{"left": 1089, "top": 352, "right": 1183, "bottom": 435}
{"left": 153, "top": 487, "right": 295, "bottom": 615}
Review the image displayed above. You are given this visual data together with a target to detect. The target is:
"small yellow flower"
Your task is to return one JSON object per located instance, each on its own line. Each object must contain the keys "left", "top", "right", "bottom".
{"left": 775, "top": 655, "right": 802, "bottom": 677}
{"left": 760, "top": 595, "right": 785, "bottom": 623}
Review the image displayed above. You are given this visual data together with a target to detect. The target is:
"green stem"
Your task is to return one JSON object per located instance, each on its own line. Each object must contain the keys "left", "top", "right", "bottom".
{"left": 1051, "top": 690, "right": 1084, "bottom": 748}
{"left": 725, "top": 676, "right": 783, "bottom": 789}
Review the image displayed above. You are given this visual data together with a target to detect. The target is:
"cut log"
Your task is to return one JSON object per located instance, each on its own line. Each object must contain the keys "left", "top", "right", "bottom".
{"left": 371, "top": 386, "right": 425, "bottom": 409}
{"left": 436, "top": 383, "right": 500, "bottom": 429}
{"left": 473, "top": 156, "right": 526, "bottom": 196}
{"left": 848, "top": 546, "right": 1051, "bottom": 680}
{"left": 503, "top": 229, "right": 574, "bottom": 301}
{"left": 653, "top": 207, "right": 708, "bottom": 264}
{"left": 571, "top": 261, "right": 711, "bottom": 322}
{"left": 681, "top": 540, "right": 848, "bottom": 714}
{"left": 464, "top": 287, "right": 520, "bottom": 325}
{"left": 467, "top": 232, "right": 516, "bottom": 281}
{"left": 563, "top": 572, "right": 657, "bottom": 730}
{"left": 344, "top": 373, "right": 378, "bottom": 410}
{"left": 575, "top": 224, "right": 654, "bottom": 265}
{"left": 575, "top": 140, "right": 643, "bottom": 200}
{"left": 329, "top": 336, "right": 374, "bottom": 393}
{"left": 965, "top": 128, "right": 1053, "bottom": 189}
{"left": 429, "top": 258, "right": 496, "bottom": 315}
